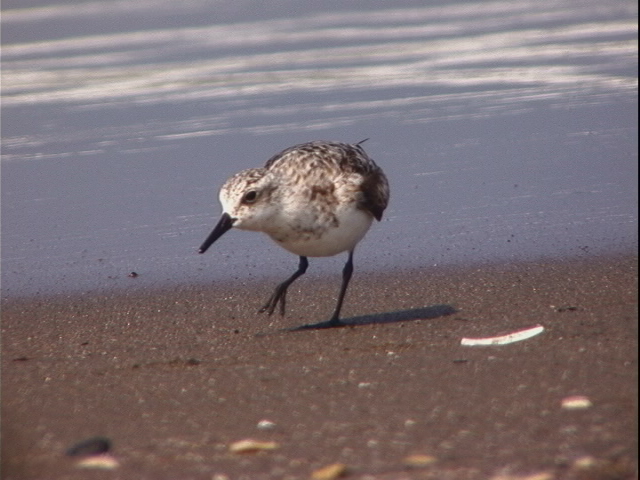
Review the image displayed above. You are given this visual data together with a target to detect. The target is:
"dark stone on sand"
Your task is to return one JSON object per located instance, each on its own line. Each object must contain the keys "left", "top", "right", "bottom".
{"left": 66, "top": 437, "right": 111, "bottom": 456}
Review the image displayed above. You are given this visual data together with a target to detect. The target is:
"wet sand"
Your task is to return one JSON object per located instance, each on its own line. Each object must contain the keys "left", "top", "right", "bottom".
{"left": 2, "top": 254, "right": 637, "bottom": 479}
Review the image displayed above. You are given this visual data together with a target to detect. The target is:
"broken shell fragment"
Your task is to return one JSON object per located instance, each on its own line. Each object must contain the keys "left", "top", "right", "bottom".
{"left": 461, "top": 325, "right": 544, "bottom": 346}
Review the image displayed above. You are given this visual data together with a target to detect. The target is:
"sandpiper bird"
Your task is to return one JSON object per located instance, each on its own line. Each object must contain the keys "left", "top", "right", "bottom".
{"left": 198, "top": 140, "right": 389, "bottom": 327}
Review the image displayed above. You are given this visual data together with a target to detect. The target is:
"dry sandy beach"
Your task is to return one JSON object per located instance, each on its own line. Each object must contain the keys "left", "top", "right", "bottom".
{"left": 2, "top": 254, "right": 637, "bottom": 479}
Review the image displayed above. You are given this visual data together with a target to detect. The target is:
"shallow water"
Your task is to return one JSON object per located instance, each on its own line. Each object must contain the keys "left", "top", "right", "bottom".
{"left": 1, "top": 0, "right": 637, "bottom": 297}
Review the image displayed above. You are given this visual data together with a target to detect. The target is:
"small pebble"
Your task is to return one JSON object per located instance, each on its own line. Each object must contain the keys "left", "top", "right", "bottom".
{"left": 66, "top": 437, "right": 111, "bottom": 456}
{"left": 555, "top": 305, "right": 578, "bottom": 312}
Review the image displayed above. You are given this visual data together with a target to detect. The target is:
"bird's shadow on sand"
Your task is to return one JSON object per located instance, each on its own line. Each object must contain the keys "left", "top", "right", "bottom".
{"left": 279, "top": 304, "right": 457, "bottom": 333}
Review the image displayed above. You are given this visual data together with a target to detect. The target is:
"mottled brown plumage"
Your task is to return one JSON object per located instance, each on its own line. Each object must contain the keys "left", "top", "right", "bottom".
{"left": 199, "top": 140, "right": 389, "bottom": 327}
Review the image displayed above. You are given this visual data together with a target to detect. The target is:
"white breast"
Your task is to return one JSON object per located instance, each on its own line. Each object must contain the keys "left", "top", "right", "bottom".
{"left": 273, "top": 207, "right": 374, "bottom": 257}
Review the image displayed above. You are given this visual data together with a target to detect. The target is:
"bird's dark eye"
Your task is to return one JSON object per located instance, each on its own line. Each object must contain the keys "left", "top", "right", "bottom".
{"left": 242, "top": 190, "right": 258, "bottom": 204}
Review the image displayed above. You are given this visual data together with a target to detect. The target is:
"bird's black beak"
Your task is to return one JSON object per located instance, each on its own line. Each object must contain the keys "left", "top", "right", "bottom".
{"left": 198, "top": 212, "right": 234, "bottom": 254}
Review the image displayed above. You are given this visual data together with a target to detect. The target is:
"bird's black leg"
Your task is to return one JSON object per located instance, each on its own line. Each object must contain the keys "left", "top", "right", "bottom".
{"left": 327, "top": 250, "right": 354, "bottom": 326}
{"left": 259, "top": 256, "right": 308, "bottom": 316}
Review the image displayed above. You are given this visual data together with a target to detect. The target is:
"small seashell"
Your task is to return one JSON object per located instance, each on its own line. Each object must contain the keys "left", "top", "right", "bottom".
{"left": 257, "top": 419, "right": 277, "bottom": 430}
{"left": 228, "top": 439, "right": 279, "bottom": 453}
{"left": 403, "top": 454, "right": 437, "bottom": 467}
{"left": 311, "top": 462, "right": 348, "bottom": 480}
{"left": 561, "top": 395, "right": 592, "bottom": 409}
{"left": 489, "top": 472, "right": 553, "bottom": 480}
{"left": 572, "top": 456, "right": 596, "bottom": 469}
{"left": 75, "top": 454, "right": 119, "bottom": 470}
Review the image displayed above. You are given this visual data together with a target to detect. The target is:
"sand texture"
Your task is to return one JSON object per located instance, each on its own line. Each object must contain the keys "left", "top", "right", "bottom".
{"left": 2, "top": 255, "right": 637, "bottom": 479}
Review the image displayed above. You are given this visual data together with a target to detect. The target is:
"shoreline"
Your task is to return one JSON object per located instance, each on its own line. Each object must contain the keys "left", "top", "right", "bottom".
{"left": 2, "top": 254, "right": 637, "bottom": 479}
{"left": 2, "top": 250, "right": 635, "bottom": 305}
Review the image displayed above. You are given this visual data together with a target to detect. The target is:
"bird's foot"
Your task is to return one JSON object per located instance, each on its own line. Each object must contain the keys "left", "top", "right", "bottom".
{"left": 258, "top": 287, "right": 287, "bottom": 316}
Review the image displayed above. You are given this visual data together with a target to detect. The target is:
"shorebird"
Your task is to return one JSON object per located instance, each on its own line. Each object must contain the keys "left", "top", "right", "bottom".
{"left": 198, "top": 140, "right": 389, "bottom": 327}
